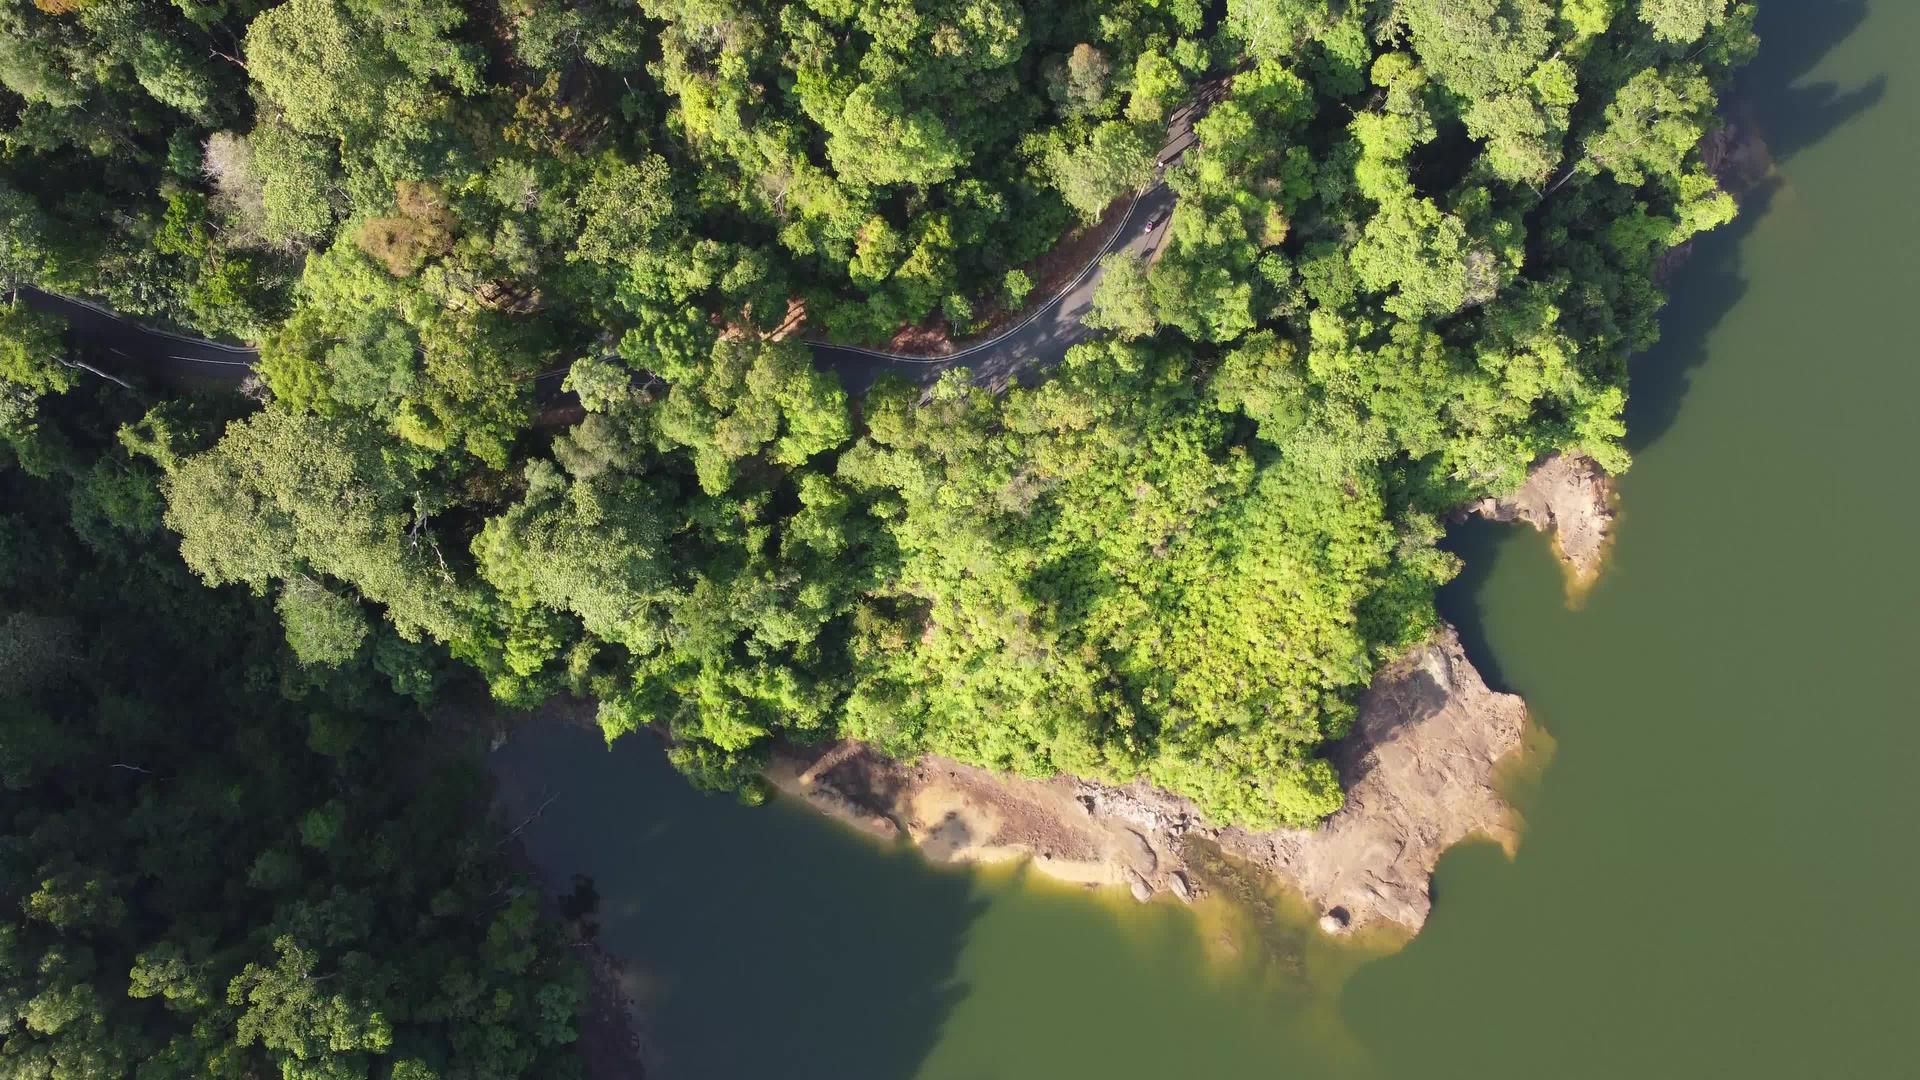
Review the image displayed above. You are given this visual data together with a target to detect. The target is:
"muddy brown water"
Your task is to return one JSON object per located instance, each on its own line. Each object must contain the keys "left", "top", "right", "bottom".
{"left": 490, "top": 4, "right": 1915, "bottom": 1075}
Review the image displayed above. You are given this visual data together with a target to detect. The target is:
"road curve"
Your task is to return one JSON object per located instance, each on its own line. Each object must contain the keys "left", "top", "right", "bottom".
{"left": 12, "top": 181, "right": 1169, "bottom": 400}
{"left": 10, "top": 82, "right": 1214, "bottom": 400}
{"left": 812, "top": 180, "right": 1176, "bottom": 396}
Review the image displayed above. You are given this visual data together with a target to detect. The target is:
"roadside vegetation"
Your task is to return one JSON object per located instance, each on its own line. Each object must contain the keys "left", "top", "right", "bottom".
{"left": 2, "top": 1, "right": 1752, "bottom": 1071}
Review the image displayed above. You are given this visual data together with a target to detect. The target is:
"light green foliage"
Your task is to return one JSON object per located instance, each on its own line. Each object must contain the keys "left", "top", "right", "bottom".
{"left": 1002, "top": 268, "right": 1034, "bottom": 307}
{"left": 647, "top": 338, "right": 851, "bottom": 494}
{"left": 0, "top": 302, "right": 72, "bottom": 399}
{"left": 1638, "top": 0, "right": 1730, "bottom": 43}
{"left": 1565, "top": 0, "right": 1623, "bottom": 38}
{"left": 276, "top": 576, "right": 371, "bottom": 665}
{"left": 1133, "top": 60, "right": 1309, "bottom": 343}
{"left": 833, "top": 340, "right": 1443, "bottom": 826}
{"left": 1044, "top": 120, "right": 1157, "bottom": 222}
{"left": 131, "top": 31, "right": 218, "bottom": 122}
{"left": 1467, "top": 58, "right": 1577, "bottom": 184}
{"left": 1395, "top": 0, "right": 1577, "bottom": 184}
{"left": 1209, "top": 331, "right": 1308, "bottom": 443}
{"left": 246, "top": 0, "right": 407, "bottom": 140}
{"left": 229, "top": 936, "right": 394, "bottom": 1062}
{"left": 564, "top": 354, "right": 636, "bottom": 414}
{"left": 260, "top": 247, "right": 538, "bottom": 466}
{"left": 1085, "top": 254, "right": 1159, "bottom": 339}
{"left": 164, "top": 410, "right": 471, "bottom": 644}
{"left": 829, "top": 83, "right": 969, "bottom": 188}
{"left": 245, "top": 0, "right": 479, "bottom": 144}
{"left": 249, "top": 121, "right": 339, "bottom": 244}
{"left": 1351, "top": 197, "right": 1488, "bottom": 319}
{"left": 1224, "top": 0, "right": 1334, "bottom": 61}
{"left": 572, "top": 154, "right": 680, "bottom": 268}
{"left": 1585, "top": 66, "right": 1721, "bottom": 187}
{"left": 1397, "top": 0, "right": 1557, "bottom": 103}
{"left": 639, "top": 0, "right": 1211, "bottom": 338}
{"left": 474, "top": 459, "right": 674, "bottom": 653}
{"left": 1126, "top": 49, "right": 1186, "bottom": 123}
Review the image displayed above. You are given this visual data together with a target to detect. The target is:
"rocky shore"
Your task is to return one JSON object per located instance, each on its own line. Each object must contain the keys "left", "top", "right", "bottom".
{"left": 770, "top": 623, "right": 1523, "bottom": 936}
{"left": 1465, "top": 453, "right": 1616, "bottom": 594}
{"left": 505, "top": 453, "right": 1615, "bottom": 1080}
{"left": 770, "top": 454, "right": 1614, "bottom": 936}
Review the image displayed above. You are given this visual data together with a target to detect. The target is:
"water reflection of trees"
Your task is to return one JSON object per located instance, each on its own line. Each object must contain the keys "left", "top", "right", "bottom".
{"left": 492, "top": 721, "right": 983, "bottom": 1080}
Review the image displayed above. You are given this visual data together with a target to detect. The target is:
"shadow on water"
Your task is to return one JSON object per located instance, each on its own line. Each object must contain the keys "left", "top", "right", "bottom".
{"left": 490, "top": 720, "right": 986, "bottom": 1080}
{"left": 1627, "top": 0, "right": 1884, "bottom": 454}
{"left": 1443, "top": 1, "right": 1887, "bottom": 681}
{"left": 1354, "top": 9, "right": 1900, "bottom": 1075}
{"left": 1435, "top": 517, "right": 1517, "bottom": 693}
{"left": 1741, "top": 1, "right": 1882, "bottom": 166}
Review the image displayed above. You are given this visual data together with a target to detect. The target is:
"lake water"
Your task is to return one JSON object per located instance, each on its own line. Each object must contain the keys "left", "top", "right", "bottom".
{"left": 491, "top": 4, "right": 1916, "bottom": 1075}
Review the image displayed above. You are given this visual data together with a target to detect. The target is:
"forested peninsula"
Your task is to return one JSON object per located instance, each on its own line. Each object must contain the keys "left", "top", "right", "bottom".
{"left": 4, "top": 0, "right": 1752, "bottom": 1075}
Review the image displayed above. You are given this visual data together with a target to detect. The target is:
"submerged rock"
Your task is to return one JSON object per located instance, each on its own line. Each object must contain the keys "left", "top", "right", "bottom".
{"left": 1318, "top": 907, "right": 1351, "bottom": 936}
{"left": 1168, "top": 871, "right": 1193, "bottom": 903}
{"left": 1128, "top": 870, "right": 1154, "bottom": 903}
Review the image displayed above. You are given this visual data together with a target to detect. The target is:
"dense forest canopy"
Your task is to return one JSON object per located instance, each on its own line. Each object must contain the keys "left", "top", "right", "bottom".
{"left": 1, "top": 375, "right": 586, "bottom": 1073}
{"left": 4, "top": 0, "right": 1753, "bottom": 991}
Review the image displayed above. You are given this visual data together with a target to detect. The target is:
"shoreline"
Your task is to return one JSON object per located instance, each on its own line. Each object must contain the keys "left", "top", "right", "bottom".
{"left": 769, "top": 621, "right": 1529, "bottom": 937}
{"left": 495, "top": 452, "right": 1614, "bottom": 1077}
{"left": 1463, "top": 452, "right": 1618, "bottom": 604}
{"left": 494, "top": 826, "right": 659, "bottom": 1080}
{"left": 766, "top": 453, "right": 1613, "bottom": 938}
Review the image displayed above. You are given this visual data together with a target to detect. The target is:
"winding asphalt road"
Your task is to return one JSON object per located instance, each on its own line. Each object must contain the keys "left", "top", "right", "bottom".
{"left": 11, "top": 178, "right": 1173, "bottom": 399}
{"left": 10, "top": 86, "right": 1217, "bottom": 399}
{"left": 811, "top": 179, "right": 1177, "bottom": 396}
{"left": 8, "top": 287, "right": 258, "bottom": 385}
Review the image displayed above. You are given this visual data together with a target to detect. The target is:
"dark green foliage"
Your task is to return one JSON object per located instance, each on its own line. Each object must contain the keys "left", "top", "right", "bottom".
{"left": 0, "top": 391, "right": 585, "bottom": 1077}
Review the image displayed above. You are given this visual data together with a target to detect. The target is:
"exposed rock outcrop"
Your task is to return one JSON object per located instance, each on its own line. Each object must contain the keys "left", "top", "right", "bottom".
{"left": 762, "top": 450, "right": 1643, "bottom": 937}
{"left": 1214, "top": 628, "right": 1526, "bottom": 931}
{"left": 768, "top": 623, "right": 1527, "bottom": 936}
{"left": 1657, "top": 107, "right": 1775, "bottom": 282}
{"left": 1466, "top": 453, "right": 1616, "bottom": 592}
{"left": 1699, "top": 110, "right": 1774, "bottom": 199}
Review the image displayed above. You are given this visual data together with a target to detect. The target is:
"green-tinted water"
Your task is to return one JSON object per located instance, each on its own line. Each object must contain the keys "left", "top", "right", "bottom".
{"left": 491, "top": 4, "right": 1916, "bottom": 1075}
